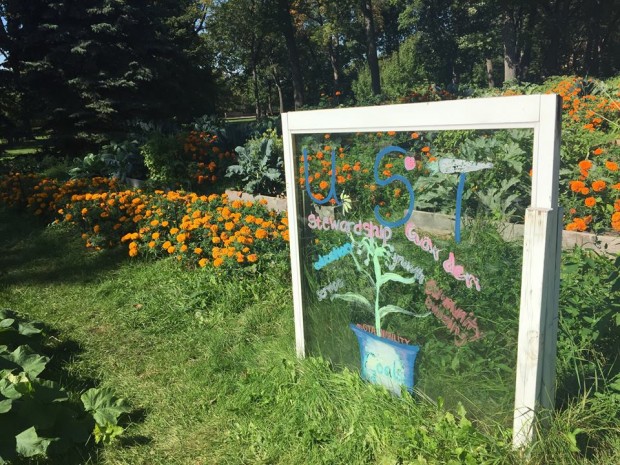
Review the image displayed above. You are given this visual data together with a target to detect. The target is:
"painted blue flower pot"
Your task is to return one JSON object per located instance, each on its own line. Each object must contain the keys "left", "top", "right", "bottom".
{"left": 349, "top": 323, "right": 420, "bottom": 396}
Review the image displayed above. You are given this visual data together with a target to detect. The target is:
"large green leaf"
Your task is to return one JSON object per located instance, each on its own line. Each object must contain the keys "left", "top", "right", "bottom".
{"left": 0, "top": 373, "right": 32, "bottom": 399}
{"left": 15, "top": 426, "right": 55, "bottom": 458}
{"left": 0, "top": 346, "right": 49, "bottom": 378}
{"left": 81, "top": 387, "right": 130, "bottom": 427}
{"left": 17, "top": 322, "right": 44, "bottom": 337}
{"left": 0, "top": 398, "right": 12, "bottom": 414}
{"left": 0, "top": 318, "right": 15, "bottom": 329}
{"left": 331, "top": 293, "right": 372, "bottom": 310}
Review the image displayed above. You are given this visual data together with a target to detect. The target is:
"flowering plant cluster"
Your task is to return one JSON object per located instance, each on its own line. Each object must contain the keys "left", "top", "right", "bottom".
{"left": 565, "top": 156, "right": 620, "bottom": 232}
{"left": 547, "top": 77, "right": 620, "bottom": 233}
{"left": 0, "top": 174, "right": 288, "bottom": 270}
{"left": 184, "top": 130, "right": 235, "bottom": 188}
{"left": 299, "top": 131, "right": 435, "bottom": 216}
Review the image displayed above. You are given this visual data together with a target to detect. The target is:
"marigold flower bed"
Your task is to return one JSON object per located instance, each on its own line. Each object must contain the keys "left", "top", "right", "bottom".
{"left": 0, "top": 174, "right": 289, "bottom": 269}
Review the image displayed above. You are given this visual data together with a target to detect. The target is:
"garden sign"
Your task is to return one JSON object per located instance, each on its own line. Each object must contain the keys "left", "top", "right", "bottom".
{"left": 282, "top": 95, "right": 562, "bottom": 447}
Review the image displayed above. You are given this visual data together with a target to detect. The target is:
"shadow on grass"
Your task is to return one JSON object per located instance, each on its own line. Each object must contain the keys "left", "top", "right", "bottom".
{"left": 0, "top": 209, "right": 125, "bottom": 286}
{"left": 5, "top": 312, "right": 151, "bottom": 465}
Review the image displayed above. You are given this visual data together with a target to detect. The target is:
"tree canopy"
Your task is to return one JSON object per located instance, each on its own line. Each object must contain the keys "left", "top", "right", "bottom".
{"left": 1, "top": 0, "right": 619, "bottom": 151}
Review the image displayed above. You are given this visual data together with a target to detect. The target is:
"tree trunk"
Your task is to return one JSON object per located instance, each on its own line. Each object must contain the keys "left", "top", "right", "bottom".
{"left": 502, "top": 10, "right": 518, "bottom": 82}
{"left": 361, "top": 0, "right": 381, "bottom": 95}
{"left": 486, "top": 58, "right": 495, "bottom": 88}
{"left": 252, "top": 66, "right": 261, "bottom": 119}
{"left": 328, "top": 37, "right": 340, "bottom": 91}
{"left": 277, "top": 0, "right": 304, "bottom": 109}
{"left": 271, "top": 68, "right": 285, "bottom": 115}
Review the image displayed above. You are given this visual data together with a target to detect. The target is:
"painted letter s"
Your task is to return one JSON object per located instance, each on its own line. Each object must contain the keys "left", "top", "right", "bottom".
{"left": 373, "top": 146, "right": 414, "bottom": 228}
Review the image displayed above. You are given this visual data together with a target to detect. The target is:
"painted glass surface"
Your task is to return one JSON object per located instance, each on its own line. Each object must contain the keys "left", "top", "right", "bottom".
{"left": 294, "top": 129, "right": 533, "bottom": 426}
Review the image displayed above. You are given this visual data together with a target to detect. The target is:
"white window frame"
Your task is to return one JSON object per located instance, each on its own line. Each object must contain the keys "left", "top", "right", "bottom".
{"left": 281, "top": 94, "right": 562, "bottom": 448}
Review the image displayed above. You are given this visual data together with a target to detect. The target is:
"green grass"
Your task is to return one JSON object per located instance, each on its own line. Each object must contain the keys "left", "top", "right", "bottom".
{"left": 3, "top": 147, "right": 40, "bottom": 156}
{"left": 0, "top": 208, "right": 618, "bottom": 464}
{"left": 225, "top": 116, "right": 257, "bottom": 124}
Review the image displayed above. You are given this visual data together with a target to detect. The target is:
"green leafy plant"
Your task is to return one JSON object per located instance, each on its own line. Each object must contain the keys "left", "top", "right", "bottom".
{"left": 141, "top": 132, "right": 187, "bottom": 187}
{"left": 81, "top": 387, "right": 131, "bottom": 444}
{"left": 0, "top": 309, "right": 129, "bottom": 462}
{"left": 68, "top": 152, "right": 110, "bottom": 179}
{"left": 226, "top": 129, "right": 284, "bottom": 195}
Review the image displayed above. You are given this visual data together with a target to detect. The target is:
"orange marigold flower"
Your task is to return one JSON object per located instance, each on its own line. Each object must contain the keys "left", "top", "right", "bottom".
{"left": 592, "top": 180, "right": 606, "bottom": 192}
{"left": 605, "top": 160, "right": 618, "bottom": 171}
{"left": 584, "top": 197, "right": 596, "bottom": 207}
{"left": 255, "top": 228, "right": 268, "bottom": 239}
{"left": 421, "top": 146, "right": 431, "bottom": 153}
{"left": 213, "top": 257, "right": 224, "bottom": 267}
{"left": 319, "top": 180, "right": 329, "bottom": 190}
{"left": 411, "top": 132, "right": 419, "bottom": 139}
{"left": 569, "top": 180, "right": 586, "bottom": 192}
{"left": 148, "top": 241, "right": 156, "bottom": 248}
{"left": 324, "top": 134, "right": 330, "bottom": 140}
{"left": 578, "top": 160, "right": 593, "bottom": 171}
{"left": 162, "top": 240, "right": 172, "bottom": 249}
{"left": 573, "top": 217, "right": 588, "bottom": 231}
{"left": 198, "top": 258, "right": 208, "bottom": 267}
{"left": 387, "top": 131, "right": 396, "bottom": 136}
{"left": 167, "top": 246, "right": 176, "bottom": 254}
{"left": 593, "top": 147, "right": 604, "bottom": 155}
{"left": 247, "top": 254, "right": 258, "bottom": 263}
{"left": 580, "top": 187, "right": 590, "bottom": 195}
{"left": 176, "top": 233, "right": 187, "bottom": 242}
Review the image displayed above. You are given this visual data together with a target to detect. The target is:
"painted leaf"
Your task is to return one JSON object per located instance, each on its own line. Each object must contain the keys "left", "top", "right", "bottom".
{"left": 330, "top": 293, "right": 372, "bottom": 310}
{"left": 378, "top": 305, "right": 430, "bottom": 319}
{"left": 378, "top": 272, "right": 419, "bottom": 287}
{"left": 15, "top": 427, "right": 55, "bottom": 458}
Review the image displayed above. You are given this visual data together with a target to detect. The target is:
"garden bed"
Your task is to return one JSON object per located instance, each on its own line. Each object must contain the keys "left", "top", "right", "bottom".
{"left": 226, "top": 190, "right": 620, "bottom": 255}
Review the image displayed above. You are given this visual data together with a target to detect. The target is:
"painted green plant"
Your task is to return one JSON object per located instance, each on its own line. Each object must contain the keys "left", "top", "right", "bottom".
{"left": 331, "top": 236, "right": 429, "bottom": 337}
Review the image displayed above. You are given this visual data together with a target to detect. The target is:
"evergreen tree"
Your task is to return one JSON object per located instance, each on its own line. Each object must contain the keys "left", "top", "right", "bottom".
{"left": 1, "top": 0, "right": 215, "bottom": 153}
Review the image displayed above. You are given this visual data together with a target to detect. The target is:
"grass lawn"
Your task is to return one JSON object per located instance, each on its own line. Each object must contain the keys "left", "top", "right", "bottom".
{"left": 1, "top": 208, "right": 618, "bottom": 464}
